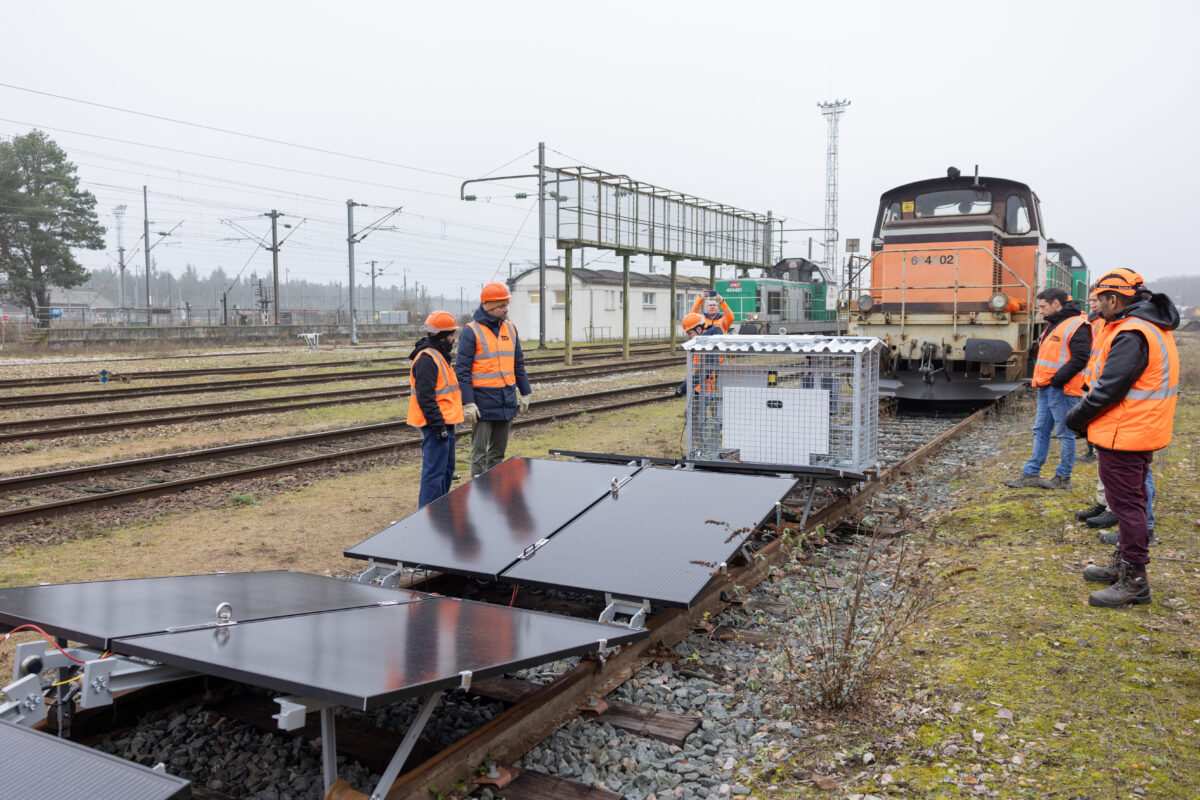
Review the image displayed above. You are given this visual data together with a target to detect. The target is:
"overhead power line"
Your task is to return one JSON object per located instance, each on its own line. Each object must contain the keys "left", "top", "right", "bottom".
{"left": 0, "top": 81, "right": 467, "bottom": 181}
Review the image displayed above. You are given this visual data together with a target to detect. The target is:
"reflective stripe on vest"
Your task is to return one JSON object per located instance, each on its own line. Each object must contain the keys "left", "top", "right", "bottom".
{"left": 1081, "top": 317, "right": 1109, "bottom": 387}
{"left": 406, "top": 348, "right": 465, "bottom": 427}
{"left": 468, "top": 321, "right": 517, "bottom": 388}
{"left": 1032, "top": 315, "right": 1087, "bottom": 395}
{"left": 1084, "top": 316, "right": 1179, "bottom": 451}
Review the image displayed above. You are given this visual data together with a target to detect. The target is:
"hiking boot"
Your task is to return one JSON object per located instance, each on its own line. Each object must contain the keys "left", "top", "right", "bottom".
{"left": 1075, "top": 503, "right": 1107, "bottom": 521}
{"left": 1086, "top": 510, "right": 1119, "bottom": 529}
{"left": 1005, "top": 474, "right": 1044, "bottom": 489}
{"left": 1088, "top": 561, "right": 1151, "bottom": 608}
{"left": 1079, "top": 450, "right": 1097, "bottom": 464}
{"left": 1099, "top": 529, "right": 1157, "bottom": 547}
{"left": 1044, "top": 475, "right": 1071, "bottom": 490}
{"left": 1082, "top": 549, "right": 1120, "bottom": 583}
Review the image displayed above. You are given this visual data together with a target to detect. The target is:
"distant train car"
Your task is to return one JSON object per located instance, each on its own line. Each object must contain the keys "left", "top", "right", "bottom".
{"left": 716, "top": 258, "right": 841, "bottom": 334}
{"left": 848, "top": 167, "right": 1072, "bottom": 403}
{"left": 1048, "top": 241, "right": 1089, "bottom": 305}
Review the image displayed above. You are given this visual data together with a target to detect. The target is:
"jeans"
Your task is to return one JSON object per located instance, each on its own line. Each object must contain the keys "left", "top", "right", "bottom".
{"left": 418, "top": 427, "right": 455, "bottom": 508}
{"left": 1097, "top": 448, "right": 1153, "bottom": 565}
{"left": 1022, "top": 387, "right": 1076, "bottom": 479}
{"left": 470, "top": 418, "right": 511, "bottom": 477}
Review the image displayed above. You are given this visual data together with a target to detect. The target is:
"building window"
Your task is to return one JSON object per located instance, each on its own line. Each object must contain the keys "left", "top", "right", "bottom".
{"left": 642, "top": 292, "right": 656, "bottom": 308}
{"left": 529, "top": 291, "right": 540, "bottom": 305}
{"left": 553, "top": 290, "right": 566, "bottom": 306}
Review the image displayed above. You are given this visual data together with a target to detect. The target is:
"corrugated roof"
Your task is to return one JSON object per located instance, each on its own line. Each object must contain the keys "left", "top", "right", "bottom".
{"left": 682, "top": 334, "right": 883, "bottom": 354}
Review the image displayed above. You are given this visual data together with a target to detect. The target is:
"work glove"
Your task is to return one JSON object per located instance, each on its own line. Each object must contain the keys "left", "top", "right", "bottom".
{"left": 1064, "top": 402, "right": 1089, "bottom": 437}
{"left": 517, "top": 393, "right": 531, "bottom": 414}
{"left": 463, "top": 403, "right": 480, "bottom": 426}
{"left": 436, "top": 426, "right": 449, "bottom": 441}
{"left": 674, "top": 381, "right": 687, "bottom": 397}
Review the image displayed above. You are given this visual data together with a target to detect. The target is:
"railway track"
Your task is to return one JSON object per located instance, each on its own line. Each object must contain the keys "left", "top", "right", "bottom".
{"left": 0, "top": 343, "right": 673, "bottom": 390}
{"left": 0, "top": 381, "right": 683, "bottom": 524}
{"left": 0, "top": 358, "right": 684, "bottom": 441}
{"left": 0, "top": 353, "right": 682, "bottom": 412}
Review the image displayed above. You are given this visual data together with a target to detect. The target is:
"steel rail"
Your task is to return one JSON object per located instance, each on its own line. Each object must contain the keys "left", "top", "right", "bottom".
{"left": 324, "top": 402, "right": 1001, "bottom": 800}
{"left": 0, "top": 353, "right": 682, "bottom": 411}
{"left": 0, "top": 382, "right": 682, "bottom": 522}
{"left": 0, "top": 359, "right": 684, "bottom": 441}
{"left": 0, "top": 344, "right": 673, "bottom": 390}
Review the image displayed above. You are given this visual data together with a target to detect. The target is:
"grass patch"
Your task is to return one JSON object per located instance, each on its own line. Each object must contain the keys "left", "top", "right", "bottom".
{"left": 751, "top": 389, "right": 1200, "bottom": 798}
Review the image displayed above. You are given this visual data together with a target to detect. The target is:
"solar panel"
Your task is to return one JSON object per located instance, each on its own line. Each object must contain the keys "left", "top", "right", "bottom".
{"left": 115, "top": 598, "right": 645, "bottom": 710}
{"left": 0, "top": 572, "right": 424, "bottom": 648}
{"left": 503, "top": 467, "right": 794, "bottom": 606}
{"left": 0, "top": 721, "right": 191, "bottom": 800}
{"left": 345, "top": 457, "right": 638, "bottom": 578}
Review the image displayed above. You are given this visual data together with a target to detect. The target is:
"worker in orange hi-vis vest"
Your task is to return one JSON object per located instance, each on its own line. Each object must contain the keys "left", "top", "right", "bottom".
{"left": 1065, "top": 269, "right": 1180, "bottom": 608}
{"left": 454, "top": 282, "right": 532, "bottom": 478}
{"left": 1077, "top": 292, "right": 1107, "bottom": 465}
{"left": 688, "top": 290, "right": 734, "bottom": 333}
{"left": 1005, "top": 287, "right": 1092, "bottom": 490}
{"left": 407, "top": 311, "right": 464, "bottom": 508}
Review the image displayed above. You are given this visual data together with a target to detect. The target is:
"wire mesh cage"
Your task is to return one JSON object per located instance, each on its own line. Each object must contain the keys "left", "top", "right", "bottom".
{"left": 682, "top": 335, "right": 883, "bottom": 475}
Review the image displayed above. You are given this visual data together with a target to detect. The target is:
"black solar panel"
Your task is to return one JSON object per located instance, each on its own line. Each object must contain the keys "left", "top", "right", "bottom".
{"left": 0, "top": 721, "right": 191, "bottom": 800}
{"left": 115, "top": 598, "right": 645, "bottom": 710}
{"left": 503, "top": 467, "right": 795, "bottom": 606}
{"left": 345, "top": 457, "right": 638, "bottom": 578}
{"left": 0, "top": 572, "right": 424, "bottom": 648}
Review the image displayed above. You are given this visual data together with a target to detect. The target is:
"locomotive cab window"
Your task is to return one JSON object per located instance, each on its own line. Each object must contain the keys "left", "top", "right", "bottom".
{"left": 914, "top": 189, "right": 991, "bottom": 218}
{"left": 1005, "top": 195, "right": 1032, "bottom": 234}
{"left": 881, "top": 201, "right": 902, "bottom": 226}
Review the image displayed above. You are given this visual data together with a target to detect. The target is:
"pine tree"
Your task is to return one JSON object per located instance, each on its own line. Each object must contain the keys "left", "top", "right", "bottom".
{"left": 0, "top": 130, "right": 105, "bottom": 321}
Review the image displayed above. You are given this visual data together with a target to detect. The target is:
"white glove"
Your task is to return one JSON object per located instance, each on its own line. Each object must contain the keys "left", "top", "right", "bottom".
{"left": 463, "top": 403, "right": 480, "bottom": 426}
{"left": 517, "top": 393, "right": 531, "bottom": 414}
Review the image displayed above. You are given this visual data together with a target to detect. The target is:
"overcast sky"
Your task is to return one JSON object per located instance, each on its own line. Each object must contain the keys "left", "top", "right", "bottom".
{"left": 3, "top": 0, "right": 1196, "bottom": 300}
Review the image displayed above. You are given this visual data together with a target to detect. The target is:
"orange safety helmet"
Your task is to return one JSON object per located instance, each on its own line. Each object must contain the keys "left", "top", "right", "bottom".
{"left": 480, "top": 282, "right": 512, "bottom": 304}
{"left": 681, "top": 312, "right": 704, "bottom": 333}
{"left": 422, "top": 310, "right": 459, "bottom": 334}
{"left": 1093, "top": 268, "right": 1145, "bottom": 298}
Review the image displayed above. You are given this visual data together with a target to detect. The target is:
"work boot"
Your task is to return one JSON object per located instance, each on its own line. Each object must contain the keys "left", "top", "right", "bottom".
{"left": 1079, "top": 450, "right": 1097, "bottom": 464}
{"left": 1088, "top": 561, "right": 1151, "bottom": 608}
{"left": 1082, "top": 549, "right": 1120, "bottom": 583}
{"left": 1043, "top": 475, "right": 1071, "bottom": 490}
{"left": 1099, "top": 529, "right": 1157, "bottom": 547}
{"left": 1075, "top": 503, "right": 1107, "bottom": 521}
{"left": 1086, "top": 510, "right": 1119, "bottom": 529}
{"left": 1005, "top": 474, "right": 1044, "bottom": 489}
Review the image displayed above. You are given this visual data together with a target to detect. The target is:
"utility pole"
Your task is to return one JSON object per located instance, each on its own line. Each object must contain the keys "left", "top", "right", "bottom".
{"left": 818, "top": 99, "right": 850, "bottom": 280}
{"left": 143, "top": 186, "right": 152, "bottom": 317}
{"left": 346, "top": 200, "right": 360, "bottom": 344}
{"left": 361, "top": 259, "right": 388, "bottom": 322}
{"left": 113, "top": 205, "right": 127, "bottom": 309}
{"left": 266, "top": 209, "right": 282, "bottom": 324}
{"left": 537, "top": 140, "right": 547, "bottom": 349}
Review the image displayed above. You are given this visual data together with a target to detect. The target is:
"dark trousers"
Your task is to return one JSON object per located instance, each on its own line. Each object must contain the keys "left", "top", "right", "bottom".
{"left": 418, "top": 427, "right": 455, "bottom": 508}
{"left": 1097, "top": 447, "right": 1153, "bottom": 566}
{"left": 470, "top": 419, "right": 511, "bottom": 477}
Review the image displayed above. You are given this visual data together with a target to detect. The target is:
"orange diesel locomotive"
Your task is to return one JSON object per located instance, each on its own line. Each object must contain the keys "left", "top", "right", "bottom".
{"left": 848, "top": 167, "right": 1072, "bottom": 402}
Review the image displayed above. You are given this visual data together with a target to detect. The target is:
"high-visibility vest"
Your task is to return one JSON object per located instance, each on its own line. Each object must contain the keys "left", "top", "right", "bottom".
{"left": 1032, "top": 315, "right": 1087, "bottom": 396}
{"left": 1085, "top": 316, "right": 1179, "bottom": 451}
{"left": 406, "top": 348, "right": 464, "bottom": 427}
{"left": 691, "top": 352, "right": 722, "bottom": 394}
{"left": 1081, "top": 317, "right": 1109, "bottom": 389}
{"left": 467, "top": 320, "right": 517, "bottom": 389}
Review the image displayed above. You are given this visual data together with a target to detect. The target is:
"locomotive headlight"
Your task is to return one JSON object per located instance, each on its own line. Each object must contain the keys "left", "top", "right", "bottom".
{"left": 858, "top": 294, "right": 875, "bottom": 312}
{"left": 989, "top": 293, "right": 1009, "bottom": 312}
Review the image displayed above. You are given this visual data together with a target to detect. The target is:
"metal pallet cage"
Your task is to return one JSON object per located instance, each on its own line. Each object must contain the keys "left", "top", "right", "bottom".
{"left": 682, "top": 334, "right": 883, "bottom": 474}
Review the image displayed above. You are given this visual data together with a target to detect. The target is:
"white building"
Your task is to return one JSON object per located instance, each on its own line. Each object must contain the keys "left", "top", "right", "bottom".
{"left": 506, "top": 267, "right": 711, "bottom": 342}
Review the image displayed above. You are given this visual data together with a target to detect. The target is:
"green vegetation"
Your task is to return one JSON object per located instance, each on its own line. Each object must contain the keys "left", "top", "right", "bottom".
{"left": 750, "top": 387, "right": 1200, "bottom": 798}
